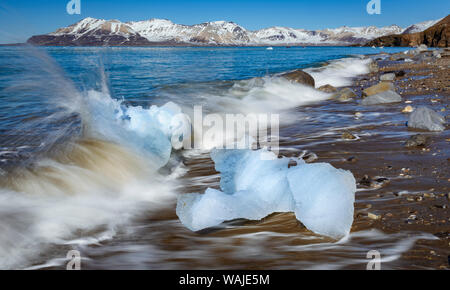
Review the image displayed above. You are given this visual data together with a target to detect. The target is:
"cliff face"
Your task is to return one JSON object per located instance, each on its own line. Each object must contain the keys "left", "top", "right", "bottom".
{"left": 366, "top": 15, "right": 449, "bottom": 47}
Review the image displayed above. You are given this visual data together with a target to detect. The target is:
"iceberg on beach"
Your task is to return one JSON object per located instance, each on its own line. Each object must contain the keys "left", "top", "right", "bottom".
{"left": 177, "top": 149, "right": 356, "bottom": 238}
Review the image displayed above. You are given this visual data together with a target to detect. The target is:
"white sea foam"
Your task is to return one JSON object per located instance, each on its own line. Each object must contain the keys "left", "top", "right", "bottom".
{"left": 226, "top": 76, "right": 331, "bottom": 112}
{"left": 305, "top": 57, "right": 371, "bottom": 88}
{"left": 0, "top": 58, "right": 188, "bottom": 268}
{"left": 0, "top": 139, "right": 176, "bottom": 269}
{"left": 178, "top": 56, "right": 371, "bottom": 120}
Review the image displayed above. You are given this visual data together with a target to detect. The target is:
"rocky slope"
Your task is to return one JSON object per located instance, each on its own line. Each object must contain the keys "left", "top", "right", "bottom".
{"left": 27, "top": 16, "right": 443, "bottom": 46}
{"left": 365, "top": 15, "right": 449, "bottom": 47}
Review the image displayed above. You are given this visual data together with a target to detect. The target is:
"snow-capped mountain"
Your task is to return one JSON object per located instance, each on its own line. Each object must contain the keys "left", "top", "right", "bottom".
{"left": 127, "top": 19, "right": 255, "bottom": 44}
{"left": 401, "top": 17, "right": 444, "bottom": 34}
{"left": 27, "top": 16, "right": 443, "bottom": 46}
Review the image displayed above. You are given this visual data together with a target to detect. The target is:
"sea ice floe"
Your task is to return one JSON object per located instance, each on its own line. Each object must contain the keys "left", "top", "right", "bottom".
{"left": 177, "top": 149, "right": 356, "bottom": 238}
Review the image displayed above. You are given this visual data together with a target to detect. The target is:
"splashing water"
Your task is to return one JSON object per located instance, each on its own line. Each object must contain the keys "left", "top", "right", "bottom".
{"left": 0, "top": 46, "right": 432, "bottom": 269}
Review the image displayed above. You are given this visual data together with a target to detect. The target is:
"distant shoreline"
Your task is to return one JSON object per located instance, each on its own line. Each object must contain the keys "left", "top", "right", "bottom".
{"left": 0, "top": 43, "right": 414, "bottom": 48}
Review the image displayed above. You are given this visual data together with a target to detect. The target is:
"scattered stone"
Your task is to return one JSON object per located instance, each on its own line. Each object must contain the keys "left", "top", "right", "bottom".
{"left": 318, "top": 84, "right": 337, "bottom": 93}
{"left": 347, "top": 156, "right": 357, "bottom": 163}
{"left": 342, "top": 131, "right": 357, "bottom": 140}
{"left": 359, "top": 175, "right": 389, "bottom": 188}
{"left": 300, "top": 151, "right": 318, "bottom": 163}
{"left": 369, "top": 62, "right": 379, "bottom": 73}
{"left": 361, "top": 90, "right": 402, "bottom": 105}
{"left": 407, "top": 214, "right": 417, "bottom": 223}
{"left": 404, "top": 49, "right": 419, "bottom": 56}
{"left": 380, "top": 73, "right": 395, "bottom": 81}
{"left": 335, "top": 88, "right": 357, "bottom": 101}
{"left": 405, "top": 134, "right": 428, "bottom": 147}
{"left": 416, "top": 44, "right": 428, "bottom": 53}
{"left": 368, "top": 213, "right": 381, "bottom": 220}
{"left": 433, "top": 231, "right": 449, "bottom": 239}
{"left": 354, "top": 112, "right": 363, "bottom": 119}
{"left": 407, "top": 106, "right": 446, "bottom": 132}
{"left": 281, "top": 69, "right": 315, "bottom": 87}
{"left": 432, "top": 50, "right": 441, "bottom": 58}
{"left": 390, "top": 54, "right": 405, "bottom": 61}
{"left": 362, "top": 82, "right": 395, "bottom": 97}
{"left": 402, "top": 105, "right": 414, "bottom": 113}
{"left": 413, "top": 53, "right": 433, "bottom": 63}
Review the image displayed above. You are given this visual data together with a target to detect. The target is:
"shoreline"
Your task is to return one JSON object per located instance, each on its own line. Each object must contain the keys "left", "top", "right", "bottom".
{"left": 0, "top": 43, "right": 412, "bottom": 48}
{"left": 309, "top": 47, "right": 449, "bottom": 268}
{"left": 173, "top": 46, "right": 449, "bottom": 269}
{"left": 182, "top": 46, "right": 449, "bottom": 269}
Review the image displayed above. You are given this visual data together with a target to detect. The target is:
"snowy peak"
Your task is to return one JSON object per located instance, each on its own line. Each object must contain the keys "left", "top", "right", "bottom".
{"left": 127, "top": 19, "right": 252, "bottom": 44}
{"left": 29, "top": 16, "right": 444, "bottom": 46}
{"left": 402, "top": 18, "right": 444, "bottom": 34}
{"left": 324, "top": 25, "right": 403, "bottom": 38}
{"left": 52, "top": 17, "right": 138, "bottom": 37}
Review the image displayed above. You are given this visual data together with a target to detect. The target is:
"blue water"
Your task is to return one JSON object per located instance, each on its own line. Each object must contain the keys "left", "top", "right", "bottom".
{"left": 1, "top": 46, "right": 408, "bottom": 102}
{"left": 0, "top": 46, "right": 409, "bottom": 152}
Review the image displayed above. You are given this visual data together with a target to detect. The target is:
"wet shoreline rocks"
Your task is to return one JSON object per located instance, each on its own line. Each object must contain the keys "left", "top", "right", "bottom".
{"left": 361, "top": 90, "right": 402, "bottom": 105}
{"left": 405, "top": 134, "right": 428, "bottom": 147}
{"left": 318, "top": 84, "right": 337, "bottom": 93}
{"left": 335, "top": 88, "right": 357, "bottom": 102}
{"left": 362, "top": 82, "right": 395, "bottom": 97}
{"left": 281, "top": 70, "right": 315, "bottom": 87}
{"left": 407, "top": 106, "right": 446, "bottom": 132}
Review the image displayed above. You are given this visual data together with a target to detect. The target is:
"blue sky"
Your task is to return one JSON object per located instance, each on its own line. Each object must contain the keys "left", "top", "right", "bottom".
{"left": 0, "top": 0, "right": 448, "bottom": 43}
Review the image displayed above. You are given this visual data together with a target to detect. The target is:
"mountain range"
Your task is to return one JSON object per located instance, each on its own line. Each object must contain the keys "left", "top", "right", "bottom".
{"left": 27, "top": 16, "right": 444, "bottom": 46}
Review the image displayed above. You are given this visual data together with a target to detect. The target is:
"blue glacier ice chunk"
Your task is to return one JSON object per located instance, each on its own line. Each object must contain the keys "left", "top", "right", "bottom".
{"left": 177, "top": 149, "right": 356, "bottom": 238}
{"left": 287, "top": 163, "right": 356, "bottom": 238}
